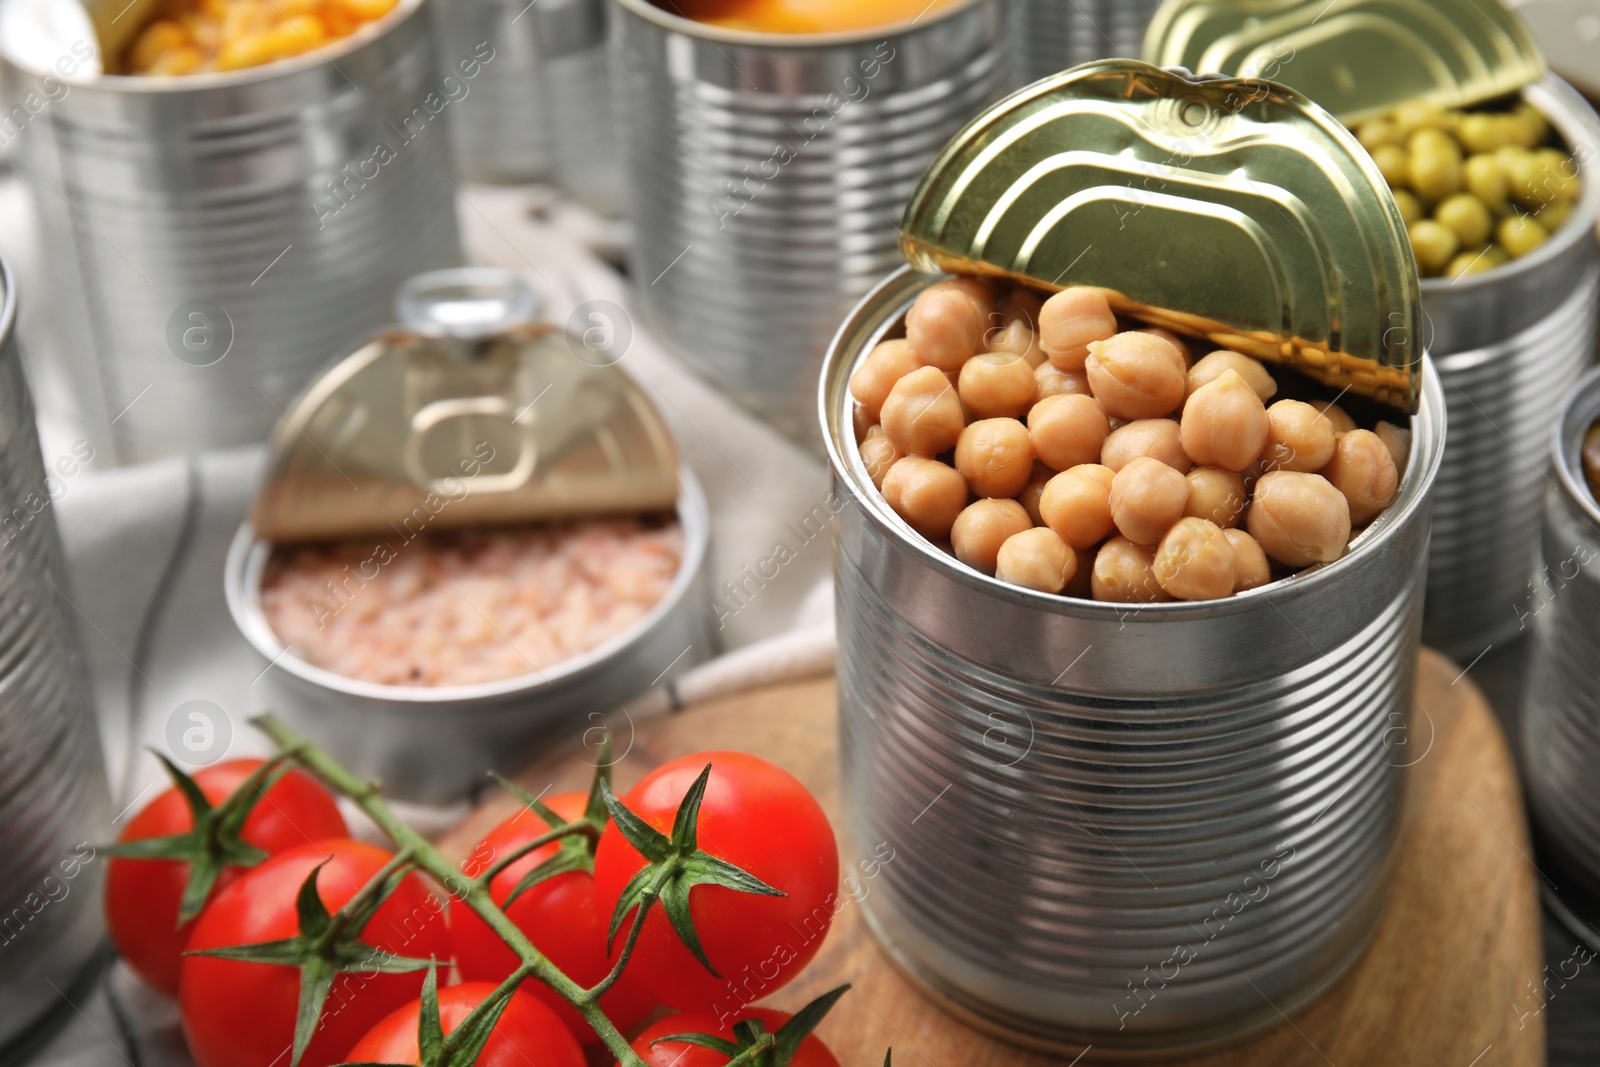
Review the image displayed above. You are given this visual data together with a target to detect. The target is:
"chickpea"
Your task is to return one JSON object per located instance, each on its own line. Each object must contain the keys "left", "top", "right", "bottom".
{"left": 1463, "top": 154, "right": 1509, "bottom": 211}
{"left": 859, "top": 425, "right": 904, "bottom": 489}
{"left": 880, "top": 365, "right": 966, "bottom": 457}
{"left": 853, "top": 401, "right": 872, "bottom": 442}
{"left": 850, "top": 339, "right": 923, "bottom": 422}
{"left": 882, "top": 457, "right": 968, "bottom": 539}
{"left": 1321, "top": 429, "right": 1399, "bottom": 525}
{"left": 1138, "top": 327, "right": 1192, "bottom": 368}
{"left": 1374, "top": 420, "right": 1411, "bottom": 476}
{"left": 952, "top": 498, "right": 1033, "bottom": 575}
{"left": 1372, "top": 144, "right": 1410, "bottom": 189}
{"left": 1035, "top": 361, "right": 1090, "bottom": 400}
{"left": 1408, "top": 128, "right": 1463, "bottom": 201}
{"left": 1184, "top": 466, "right": 1247, "bottom": 528}
{"left": 1186, "top": 350, "right": 1277, "bottom": 403}
{"left": 1018, "top": 461, "right": 1054, "bottom": 526}
{"left": 1246, "top": 471, "right": 1351, "bottom": 567}
{"left": 1039, "top": 463, "right": 1116, "bottom": 549}
{"left": 1028, "top": 393, "right": 1110, "bottom": 471}
{"left": 959, "top": 351, "right": 1037, "bottom": 420}
{"left": 1039, "top": 287, "right": 1117, "bottom": 371}
{"left": 1357, "top": 118, "right": 1401, "bottom": 150}
{"left": 1409, "top": 219, "right": 1460, "bottom": 274}
{"left": 1225, "top": 529, "right": 1272, "bottom": 592}
{"left": 944, "top": 277, "right": 996, "bottom": 317}
{"left": 986, "top": 319, "right": 1047, "bottom": 369}
{"left": 1154, "top": 517, "right": 1237, "bottom": 601}
{"left": 1498, "top": 214, "right": 1548, "bottom": 258}
{"left": 1309, "top": 400, "right": 1357, "bottom": 436}
{"left": 955, "top": 418, "right": 1035, "bottom": 498}
{"left": 995, "top": 527, "right": 1076, "bottom": 594}
{"left": 998, "top": 288, "right": 1044, "bottom": 330}
{"left": 1091, "top": 537, "right": 1172, "bottom": 603}
{"left": 1084, "top": 332, "right": 1187, "bottom": 420}
{"left": 906, "top": 283, "right": 987, "bottom": 371}
{"left": 1392, "top": 189, "right": 1424, "bottom": 226}
{"left": 1110, "top": 457, "right": 1190, "bottom": 546}
{"left": 1102, "top": 418, "right": 1189, "bottom": 473}
{"left": 1180, "top": 369, "right": 1269, "bottom": 472}
{"left": 1435, "top": 193, "right": 1493, "bottom": 247}
{"left": 1262, "top": 400, "right": 1336, "bottom": 473}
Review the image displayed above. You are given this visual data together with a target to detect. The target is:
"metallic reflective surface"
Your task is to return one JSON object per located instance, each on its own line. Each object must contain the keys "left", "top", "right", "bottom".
{"left": 1523, "top": 367, "right": 1600, "bottom": 906}
{"left": 1017, "top": 0, "right": 1162, "bottom": 81}
{"left": 823, "top": 267, "right": 1445, "bottom": 1055}
{"left": 225, "top": 466, "right": 710, "bottom": 804}
{"left": 1143, "top": 0, "right": 1544, "bottom": 123}
{"left": 899, "top": 61, "right": 1423, "bottom": 411}
{"left": 0, "top": 256, "right": 111, "bottom": 1049}
{"left": 0, "top": 0, "right": 462, "bottom": 463}
{"left": 612, "top": 0, "right": 1007, "bottom": 448}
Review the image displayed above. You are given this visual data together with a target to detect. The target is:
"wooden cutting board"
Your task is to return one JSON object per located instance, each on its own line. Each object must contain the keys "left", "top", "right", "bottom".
{"left": 439, "top": 649, "right": 1543, "bottom": 1066}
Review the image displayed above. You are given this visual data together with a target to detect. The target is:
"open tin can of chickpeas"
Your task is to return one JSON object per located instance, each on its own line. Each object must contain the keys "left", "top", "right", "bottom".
{"left": 224, "top": 269, "right": 710, "bottom": 804}
{"left": 0, "top": 0, "right": 461, "bottom": 463}
{"left": 610, "top": 0, "right": 1009, "bottom": 449}
{"left": 1145, "top": 0, "right": 1600, "bottom": 659}
{"left": 823, "top": 61, "right": 1445, "bottom": 1055}
{"left": 1521, "top": 366, "right": 1600, "bottom": 944}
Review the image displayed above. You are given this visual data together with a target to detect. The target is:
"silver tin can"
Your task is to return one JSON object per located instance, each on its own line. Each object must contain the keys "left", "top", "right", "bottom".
{"left": 224, "top": 468, "right": 711, "bottom": 804}
{"left": 0, "top": 0, "right": 462, "bottom": 465}
{"left": 611, "top": 0, "right": 1008, "bottom": 448}
{"left": 822, "top": 268, "right": 1447, "bottom": 1056}
{"left": 1420, "top": 77, "right": 1600, "bottom": 659}
{"left": 1016, "top": 0, "right": 1162, "bottom": 81}
{"left": 0, "top": 255, "right": 112, "bottom": 1049}
{"left": 1522, "top": 366, "right": 1600, "bottom": 911}
{"left": 432, "top": 0, "right": 621, "bottom": 211}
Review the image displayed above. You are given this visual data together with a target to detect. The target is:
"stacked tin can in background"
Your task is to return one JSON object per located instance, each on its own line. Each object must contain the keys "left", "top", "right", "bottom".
{"left": 431, "top": 0, "right": 621, "bottom": 212}
{"left": 0, "top": 255, "right": 112, "bottom": 1049}
{"left": 1522, "top": 367, "right": 1600, "bottom": 934}
{"left": 1014, "top": 0, "right": 1162, "bottom": 80}
{"left": 611, "top": 0, "right": 1007, "bottom": 448}
{"left": 0, "top": 0, "right": 461, "bottom": 464}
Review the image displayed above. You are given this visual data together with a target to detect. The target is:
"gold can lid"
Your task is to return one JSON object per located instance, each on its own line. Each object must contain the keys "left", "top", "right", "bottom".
{"left": 1143, "top": 0, "right": 1545, "bottom": 123}
{"left": 899, "top": 60, "right": 1423, "bottom": 411}
{"left": 252, "top": 268, "right": 679, "bottom": 544}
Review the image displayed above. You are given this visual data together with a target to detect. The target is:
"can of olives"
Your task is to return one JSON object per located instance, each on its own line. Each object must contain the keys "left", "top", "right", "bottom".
{"left": 1522, "top": 366, "right": 1600, "bottom": 934}
{"left": 0, "top": 254, "right": 112, "bottom": 1049}
{"left": 0, "top": 0, "right": 461, "bottom": 464}
{"left": 1015, "top": 0, "right": 1162, "bottom": 81}
{"left": 610, "top": 0, "right": 1008, "bottom": 448}
{"left": 432, "top": 0, "right": 621, "bottom": 211}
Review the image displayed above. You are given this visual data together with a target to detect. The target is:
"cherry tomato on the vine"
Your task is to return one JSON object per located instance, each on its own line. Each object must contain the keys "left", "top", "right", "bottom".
{"left": 593, "top": 752, "right": 839, "bottom": 1018}
{"left": 345, "top": 981, "right": 585, "bottom": 1067}
{"left": 451, "top": 792, "right": 655, "bottom": 1043}
{"left": 621, "top": 1007, "right": 841, "bottom": 1067}
{"left": 106, "top": 759, "right": 347, "bottom": 995}
{"left": 179, "top": 839, "right": 450, "bottom": 1067}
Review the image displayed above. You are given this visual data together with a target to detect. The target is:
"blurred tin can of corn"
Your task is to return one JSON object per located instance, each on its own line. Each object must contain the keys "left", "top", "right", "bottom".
{"left": 1522, "top": 366, "right": 1600, "bottom": 934}
{"left": 0, "top": 255, "right": 112, "bottom": 1051}
{"left": 0, "top": 0, "right": 461, "bottom": 463}
{"left": 610, "top": 0, "right": 1008, "bottom": 449}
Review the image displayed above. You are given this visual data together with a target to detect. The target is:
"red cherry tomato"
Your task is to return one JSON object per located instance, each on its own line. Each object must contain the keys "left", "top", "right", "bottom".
{"left": 179, "top": 839, "right": 450, "bottom": 1067}
{"left": 345, "top": 981, "right": 585, "bottom": 1067}
{"left": 592, "top": 752, "right": 839, "bottom": 1018}
{"left": 106, "top": 759, "right": 347, "bottom": 995}
{"left": 622, "top": 1007, "right": 841, "bottom": 1067}
{"left": 451, "top": 793, "right": 655, "bottom": 1043}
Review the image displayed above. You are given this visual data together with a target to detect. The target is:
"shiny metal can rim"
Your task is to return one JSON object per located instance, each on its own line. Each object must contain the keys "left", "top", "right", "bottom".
{"left": 224, "top": 463, "right": 710, "bottom": 706}
{"left": 610, "top": 0, "right": 989, "bottom": 48}
{"left": 1553, "top": 364, "right": 1600, "bottom": 531}
{"left": 819, "top": 264, "right": 1447, "bottom": 623}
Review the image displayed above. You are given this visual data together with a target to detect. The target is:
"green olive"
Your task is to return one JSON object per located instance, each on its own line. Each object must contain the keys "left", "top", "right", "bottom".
{"left": 1537, "top": 198, "right": 1575, "bottom": 235}
{"left": 1498, "top": 214, "right": 1549, "bottom": 258}
{"left": 1408, "top": 134, "right": 1464, "bottom": 201}
{"left": 1392, "top": 189, "right": 1424, "bottom": 225}
{"left": 1457, "top": 113, "right": 1512, "bottom": 153}
{"left": 1409, "top": 219, "right": 1460, "bottom": 274}
{"left": 1463, "top": 154, "right": 1509, "bottom": 211}
{"left": 1358, "top": 119, "right": 1402, "bottom": 150}
{"left": 1434, "top": 192, "right": 1494, "bottom": 247}
{"left": 1444, "top": 249, "right": 1496, "bottom": 278}
{"left": 1372, "top": 144, "right": 1410, "bottom": 189}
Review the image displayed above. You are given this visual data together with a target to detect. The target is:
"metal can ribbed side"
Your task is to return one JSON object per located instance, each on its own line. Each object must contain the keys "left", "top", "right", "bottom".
{"left": 613, "top": 0, "right": 1007, "bottom": 448}
{"left": 0, "top": 257, "right": 111, "bottom": 1049}
{"left": 1423, "top": 262, "right": 1599, "bottom": 659}
{"left": 1523, "top": 367, "right": 1600, "bottom": 906}
{"left": 5, "top": 0, "right": 462, "bottom": 464}
{"left": 1015, "top": 0, "right": 1162, "bottom": 81}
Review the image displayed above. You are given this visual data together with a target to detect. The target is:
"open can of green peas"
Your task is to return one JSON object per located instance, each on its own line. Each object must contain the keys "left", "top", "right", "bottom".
{"left": 1146, "top": 0, "right": 1600, "bottom": 660}
{"left": 822, "top": 61, "right": 1445, "bottom": 1054}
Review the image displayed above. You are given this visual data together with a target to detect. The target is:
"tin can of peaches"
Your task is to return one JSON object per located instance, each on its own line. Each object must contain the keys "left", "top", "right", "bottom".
{"left": 822, "top": 63, "right": 1446, "bottom": 1054}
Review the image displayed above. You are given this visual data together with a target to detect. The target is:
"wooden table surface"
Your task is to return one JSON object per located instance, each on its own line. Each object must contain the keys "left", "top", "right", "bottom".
{"left": 441, "top": 648, "right": 1543, "bottom": 1066}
